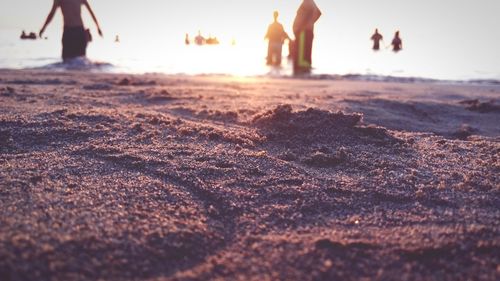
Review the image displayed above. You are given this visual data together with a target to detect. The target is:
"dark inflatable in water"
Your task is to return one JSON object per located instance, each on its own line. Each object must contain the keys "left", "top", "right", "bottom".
{"left": 20, "top": 31, "right": 37, "bottom": 40}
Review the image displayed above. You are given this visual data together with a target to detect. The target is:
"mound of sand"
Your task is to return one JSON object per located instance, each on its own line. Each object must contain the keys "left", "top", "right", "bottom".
{"left": 459, "top": 99, "right": 500, "bottom": 113}
{"left": 251, "top": 104, "right": 399, "bottom": 151}
{"left": 252, "top": 104, "right": 362, "bottom": 138}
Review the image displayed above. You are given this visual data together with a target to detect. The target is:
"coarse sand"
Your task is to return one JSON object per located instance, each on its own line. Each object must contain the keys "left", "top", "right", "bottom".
{"left": 0, "top": 69, "right": 499, "bottom": 280}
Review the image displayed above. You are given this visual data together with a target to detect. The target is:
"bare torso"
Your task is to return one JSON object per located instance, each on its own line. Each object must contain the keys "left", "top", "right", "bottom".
{"left": 58, "top": 0, "right": 84, "bottom": 27}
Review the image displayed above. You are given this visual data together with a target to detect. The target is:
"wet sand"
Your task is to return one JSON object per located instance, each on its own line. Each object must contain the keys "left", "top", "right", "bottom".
{"left": 0, "top": 69, "right": 499, "bottom": 280}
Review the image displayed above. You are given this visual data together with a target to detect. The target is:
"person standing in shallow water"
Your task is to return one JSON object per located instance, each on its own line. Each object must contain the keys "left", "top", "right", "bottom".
{"left": 391, "top": 31, "right": 403, "bottom": 52}
{"left": 265, "top": 11, "right": 290, "bottom": 66}
{"left": 371, "top": 29, "right": 383, "bottom": 51}
{"left": 293, "top": 0, "right": 322, "bottom": 75}
{"left": 39, "top": 0, "right": 103, "bottom": 62}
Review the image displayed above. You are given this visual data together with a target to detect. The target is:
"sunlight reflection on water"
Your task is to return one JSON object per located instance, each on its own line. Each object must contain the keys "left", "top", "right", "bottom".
{"left": 1, "top": 28, "right": 499, "bottom": 81}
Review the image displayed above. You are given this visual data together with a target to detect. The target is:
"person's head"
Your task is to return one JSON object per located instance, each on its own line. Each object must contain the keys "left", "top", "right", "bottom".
{"left": 273, "top": 11, "right": 279, "bottom": 21}
{"left": 395, "top": 31, "right": 400, "bottom": 37}
{"left": 375, "top": 28, "right": 379, "bottom": 34}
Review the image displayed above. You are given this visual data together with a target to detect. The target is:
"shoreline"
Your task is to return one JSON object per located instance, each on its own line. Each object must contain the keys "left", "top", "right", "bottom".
{"left": 1, "top": 63, "right": 500, "bottom": 86}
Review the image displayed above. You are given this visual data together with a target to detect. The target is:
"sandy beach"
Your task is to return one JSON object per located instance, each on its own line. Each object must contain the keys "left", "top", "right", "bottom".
{"left": 0, "top": 69, "right": 499, "bottom": 280}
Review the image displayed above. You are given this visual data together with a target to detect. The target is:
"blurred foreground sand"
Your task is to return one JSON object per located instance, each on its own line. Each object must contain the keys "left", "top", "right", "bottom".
{"left": 0, "top": 70, "right": 499, "bottom": 280}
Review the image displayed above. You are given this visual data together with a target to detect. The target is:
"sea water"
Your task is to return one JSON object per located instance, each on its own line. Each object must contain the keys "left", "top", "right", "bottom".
{"left": 1, "top": 27, "right": 499, "bottom": 82}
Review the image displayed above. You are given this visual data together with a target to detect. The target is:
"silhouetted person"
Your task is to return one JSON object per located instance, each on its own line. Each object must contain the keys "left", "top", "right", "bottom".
{"left": 206, "top": 36, "right": 219, "bottom": 45}
{"left": 391, "top": 31, "right": 403, "bottom": 52}
{"left": 371, "top": 29, "right": 383, "bottom": 51}
{"left": 265, "top": 11, "right": 290, "bottom": 66}
{"left": 39, "top": 0, "right": 103, "bottom": 62}
{"left": 185, "top": 33, "right": 190, "bottom": 45}
{"left": 115, "top": 35, "right": 120, "bottom": 43}
{"left": 195, "top": 31, "right": 205, "bottom": 46}
{"left": 293, "top": 0, "right": 322, "bottom": 75}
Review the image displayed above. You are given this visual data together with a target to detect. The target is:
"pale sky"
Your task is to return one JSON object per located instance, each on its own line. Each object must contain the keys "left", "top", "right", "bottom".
{"left": 1, "top": 0, "right": 498, "bottom": 39}
{"left": 1, "top": 0, "right": 499, "bottom": 47}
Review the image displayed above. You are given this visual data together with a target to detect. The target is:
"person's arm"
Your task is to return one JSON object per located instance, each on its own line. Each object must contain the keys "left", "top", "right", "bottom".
{"left": 389, "top": 38, "right": 396, "bottom": 49}
{"left": 305, "top": 1, "right": 322, "bottom": 30}
{"left": 83, "top": 0, "right": 103, "bottom": 37}
{"left": 311, "top": 3, "right": 322, "bottom": 23}
{"left": 39, "top": 0, "right": 60, "bottom": 38}
{"left": 284, "top": 31, "right": 291, "bottom": 41}
{"left": 280, "top": 25, "right": 290, "bottom": 41}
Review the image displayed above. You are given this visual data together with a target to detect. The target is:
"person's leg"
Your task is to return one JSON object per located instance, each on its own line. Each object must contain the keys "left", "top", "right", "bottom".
{"left": 293, "top": 33, "right": 300, "bottom": 73}
{"left": 267, "top": 43, "right": 273, "bottom": 65}
{"left": 62, "top": 28, "right": 71, "bottom": 61}
{"left": 304, "top": 30, "right": 314, "bottom": 68}
{"left": 62, "top": 27, "right": 87, "bottom": 62}
{"left": 276, "top": 44, "right": 282, "bottom": 66}
{"left": 288, "top": 40, "right": 294, "bottom": 59}
{"left": 76, "top": 28, "right": 87, "bottom": 57}
{"left": 294, "top": 31, "right": 311, "bottom": 75}
{"left": 269, "top": 43, "right": 282, "bottom": 66}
